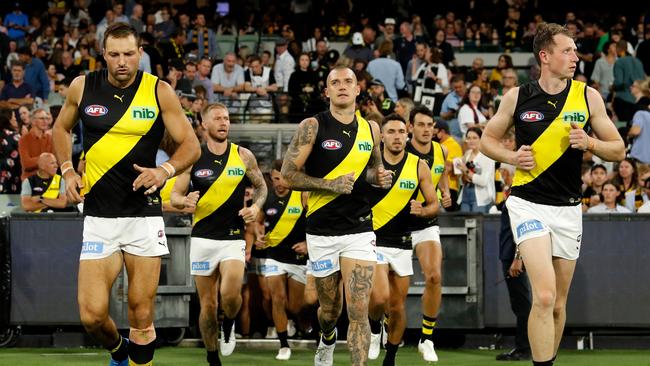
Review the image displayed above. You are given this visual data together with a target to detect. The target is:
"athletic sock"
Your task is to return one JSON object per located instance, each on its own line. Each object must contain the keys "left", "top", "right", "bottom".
{"left": 207, "top": 350, "right": 221, "bottom": 366}
{"left": 108, "top": 336, "right": 128, "bottom": 362}
{"left": 278, "top": 331, "right": 290, "bottom": 348}
{"left": 420, "top": 315, "right": 437, "bottom": 343}
{"left": 321, "top": 327, "right": 336, "bottom": 346}
{"left": 382, "top": 342, "right": 399, "bottom": 366}
{"left": 222, "top": 316, "right": 235, "bottom": 343}
{"left": 533, "top": 360, "right": 554, "bottom": 366}
{"left": 369, "top": 317, "right": 382, "bottom": 334}
{"left": 128, "top": 340, "right": 155, "bottom": 365}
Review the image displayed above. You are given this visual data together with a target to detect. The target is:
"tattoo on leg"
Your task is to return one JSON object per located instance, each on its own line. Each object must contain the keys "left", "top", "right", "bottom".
{"left": 199, "top": 310, "right": 219, "bottom": 351}
{"left": 348, "top": 264, "right": 374, "bottom": 302}
{"left": 347, "top": 264, "right": 374, "bottom": 366}
{"left": 315, "top": 274, "right": 341, "bottom": 332}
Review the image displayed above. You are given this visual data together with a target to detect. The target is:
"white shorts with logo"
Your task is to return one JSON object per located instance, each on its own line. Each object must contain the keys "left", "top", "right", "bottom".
{"left": 506, "top": 195, "right": 582, "bottom": 260}
{"left": 80, "top": 216, "right": 169, "bottom": 260}
{"left": 261, "top": 258, "right": 307, "bottom": 284}
{"left": 376, "top": 247, "right": 414, "bottom": 277}
{"left": 190, "top": 237, "right": 246, "bottom": 276}
{"left": 411, "top": 225, "right": 441, "bottom": 248}
{"left": 307, "top": 231, "right": 377, "bottom": 278}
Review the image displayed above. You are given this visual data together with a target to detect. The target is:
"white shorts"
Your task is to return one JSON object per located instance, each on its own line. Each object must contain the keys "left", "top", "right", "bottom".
{"left": 411, "top": 225, "right": 441, "bottom": 248}
{"left": 261, "top": 258, "right": 307, "bottom": 284}
{"left": 307, "top": 231, "right": 377, "bottom": 278}
{"left": 190, "top": 237, "right": 246, "bottom": 276}
{"left": 80, "top": 216, "right": 169, "bottom": 260}
{"left": 249, "top": 257, "right": 266, "bottom": 275}
{"left": 376, "top": 247, "right": 414, "bottom": 277}
{"left": 506, "top": 195, "right": 582, "bottom": 260}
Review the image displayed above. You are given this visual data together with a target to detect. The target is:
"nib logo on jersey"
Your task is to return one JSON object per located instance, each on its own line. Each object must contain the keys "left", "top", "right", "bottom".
{"left": 399, "top": 179, "right": 416, "bottom": 190}
{"left": 562, "top": 111, "right": 587, "bottom": 124}
{"left": 357, "top": 141, "right": 372, "bottom": 152}
{"left": 227, "top": 167, "right": 245, "bottom": 176}
{"left": 287, "top": 206, "right": 302, "bottom": 215}
{"left": 131, "top": 106, "right": 158, "bottom": 120}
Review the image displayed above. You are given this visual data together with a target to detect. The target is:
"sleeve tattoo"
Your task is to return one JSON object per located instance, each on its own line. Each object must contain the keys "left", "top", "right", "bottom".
{"left": 281, "top": 119, "right": 332, "bottom": 191}
{"left": 243, "top": 148, "right": 268, "bottom": 208}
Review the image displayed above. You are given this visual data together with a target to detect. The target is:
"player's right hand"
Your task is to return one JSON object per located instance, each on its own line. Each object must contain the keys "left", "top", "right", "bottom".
{"left": 330, "top": 172, "right": 355, "bottom": 194}
{"left": 515, "top": 145, "right": 535, "bottom": 171}
{"left": 441, "top": 192, "right": 452, "bottom": 208}
{"left": 508, "top": 258, "right": 524, "bottom": 277}
{"left": 184, "top": 191, "right": 200, "bottom": 209}
{"left": 63, "top": 170, "right": 84, "bottom": 204}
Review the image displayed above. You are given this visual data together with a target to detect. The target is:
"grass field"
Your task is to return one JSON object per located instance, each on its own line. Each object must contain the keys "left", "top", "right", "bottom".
{"left": 1, "top": 347, "right": 650, "bottom": 365}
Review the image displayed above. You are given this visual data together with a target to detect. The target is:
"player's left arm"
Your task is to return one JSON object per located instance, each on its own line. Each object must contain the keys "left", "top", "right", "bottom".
{"left": 132, "top": 80, "right": 201, "bottom": 194}
{"left": 411, "top": 159, "right": 440, "bottom": 218}
{"left": 365, "top": 119, "right": 392, "bottom": 189}
{"left": 239, "top": 147, "right": 268, "bottom": 223}
{"left": 570, "top": 87, "right": 625, "bottom": 162}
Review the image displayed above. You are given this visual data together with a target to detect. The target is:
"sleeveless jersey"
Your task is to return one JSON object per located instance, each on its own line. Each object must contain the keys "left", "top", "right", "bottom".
{"left": 370, "top": 152, "right": 420, "bottom": 249}
{"left": 304, "top": 111, "right": 374, "bottom": 236}
{"left": 79, "top": 70, "right": 165, "bottom": 217}
{"left": 511, "top": 79, "right": 590, "bottom": 206}
{"left": 191, "top": 143, "right": 247, "bottom": 240}
{"left": 27, "top": 174, "right": 63, "bottom": 212}
{"left": 406, "top": 140, "right": 444, "bottom": 230}
{"left": 263, "top": 190, "right": 307, "bottom": 264}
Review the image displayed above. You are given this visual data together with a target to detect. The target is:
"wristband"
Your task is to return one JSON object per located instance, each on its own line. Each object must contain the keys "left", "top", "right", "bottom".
{"left": 61, "top": 160, "right": 73, "bottom": 170}
{"left": 61, "top": 166, "right": 74, "bottom": 176}
{"left": 159, "top": 162, "right": 175, "bottom": 178}
{"left": 587, "top": 138, "right": 595, "bottom": 152}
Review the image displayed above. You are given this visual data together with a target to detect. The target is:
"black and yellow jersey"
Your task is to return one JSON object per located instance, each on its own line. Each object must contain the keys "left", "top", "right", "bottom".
{"left": 191, "top": 143, "right": 247, "bottom": 240}
{"left": 304, "top": 111, "right": 374, "bottom": 236}
{"left": 511, "top": 79, "right": 590, "bottom": 206}
{"left": 370, "top": 152, "right": 420, "bottom": 249}
{"left": 406, "top": 140, "right": 444, "bottom": 230}
{"left": 79, "top": 70, "right": 165, "bottom": 217}
{"left": 26, "top": 173, "right": 65, "bottom": 212}
{"left": 263, "top": 190, "right": 307, "bottom": 265}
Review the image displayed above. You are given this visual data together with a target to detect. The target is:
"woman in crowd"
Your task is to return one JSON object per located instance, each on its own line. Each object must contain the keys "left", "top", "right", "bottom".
{"left": 0, "top": 109, "right": 22, "bottom": 194}
{"left": 456, "top": 127, "right": 496, "bottom": 213}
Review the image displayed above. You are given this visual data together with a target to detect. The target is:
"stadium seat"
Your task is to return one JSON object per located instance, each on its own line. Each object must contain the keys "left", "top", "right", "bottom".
{"left": 215, "top": 35, "right": 237, "bottom": 56}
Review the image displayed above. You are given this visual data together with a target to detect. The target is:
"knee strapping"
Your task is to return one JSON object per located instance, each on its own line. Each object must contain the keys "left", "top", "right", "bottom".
{"left": 129, "top": 324, "right": 156, "bottom": 345}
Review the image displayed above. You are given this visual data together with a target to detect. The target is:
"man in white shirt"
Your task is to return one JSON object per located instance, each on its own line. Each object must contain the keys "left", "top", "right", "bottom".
{"left": 211, "top": 53, "right": 245, "bottom": 115}
{"left": 274, "top": 38, "right": 295, "bottom": 92}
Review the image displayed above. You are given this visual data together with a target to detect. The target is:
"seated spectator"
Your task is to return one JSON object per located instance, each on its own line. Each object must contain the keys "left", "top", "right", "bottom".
{"left": 413, "top": 47, "right": 449, "bottom": 110}
{"left": 211, "top": 52, "right": 245, "bottom": 115}
{"left": 47, "top": 79, "right": 69, "bottom": 107}
{"left": 18, "top": 108, "right": 52, "bottom": 180}
{"left": 0, "top": 61, "right": 34, "bottom": 110}
{"left": 20, "top": 152, "right": 67, "bottom": 212}
{"left": 613, "top": 158, "right": 644, "bottom": 211}
{"left": 490, "top": 54, "right": 514, "bottom": 83}
{"left": 432, "top": 29, "right": 456, "bottom": 67}
{"left": 582, "top": 164, "right": 608, "bottom": 212}
{"left": 587, "top": 181, "right": 632, "bottom": 213}
{"left": 638, "top": 177, "right": 650, "bottom": 213}
{"left": 0, "top": 109, "right": 22, "bottom": 194}
{"left": 367, "top": 79, "right": 395, "bottom": 116}
{"left": 456, "top": 127, "right": 495, "bottom": 213}
{"left": 17, "top": 105, "right": 30, "bottom": 134}
{"left": 458, "top": 84, "right": 489, "bottom": 135}
{"left": 58, "top": 51, "right": 82, "bottom": 84}
{"left": 440, "top": 75, "right": 467, "bottom": 140}
{"left": 74, "top": 43, "right": 96, "bottom": 72}
{"left": 303, "top": 27, "right": 329, "bottom": 54}
{"left": 153, "top": 6, "right": 176, "bottom": 41}
{"left": 244, "top": 55, "right": 278, "bottom": 121}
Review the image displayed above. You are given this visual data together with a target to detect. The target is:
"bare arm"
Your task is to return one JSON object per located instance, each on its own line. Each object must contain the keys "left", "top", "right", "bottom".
{"left": 169, "top": 168, "right": 191, "bottom": 209}
{"left": 240, "top": 147, "right": 268, "bottom": 210}
{"left": 479, "top": 87, "right": 519, "bottom": 165}
{"left": 21, "top": 196, "right": 47, "bottom": 212}
{"left": 365, "top": 119, "right": 385, "bottom": 185}
{"left": 412, "top": 159, "right": 440, "bottom": 218}
{"left": 281, "top": 118, "right": 329, "bottom": 190}
{"left": 628, "top": 125, "right": 641, "bottom": 138}
{"left": 583, "top": 87, "right": 625, "bottom": 162}
{"left": 8, "top": 97, "right": 34, "bottom": 106}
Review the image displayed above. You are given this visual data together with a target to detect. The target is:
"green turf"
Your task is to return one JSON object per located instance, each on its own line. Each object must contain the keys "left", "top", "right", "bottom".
{"left": 1, "top": 347, "right": 650, "bottom": 365}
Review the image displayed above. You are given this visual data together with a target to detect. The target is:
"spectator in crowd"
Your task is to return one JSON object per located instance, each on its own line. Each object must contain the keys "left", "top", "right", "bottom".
{"left": 20, "top": 152, "right": 67, "bottom": 212}
{"left": 465, "top": 57, "right": 485, "bottom": 84}
{"left": 0, "top": 109, "right": 22, "bottom": 194}
{"left": 187, "top": 14, "right": 217, "bottom": 60}
{"left": 16, "top": 105, "right": 30, "bottom": 134}
{"left": 4, "top": 3, "right": 29, "bottom": 47}
{"left": 574, "top": 22, "right": 598, "bottom": 80}
{"left": 153, "top": 5, "right": 176, "bottom": 41}
{"left": 502, "top": 7, "right": 522, "bottom": 52}
{"left": 406, "top": 41, "right": 428, "bottom": 93}
{"left": 581, "top": 164, "right": 609, "bottom": 212}
{"left": 63, "top": 2, "right": 90, "bottom": 31}
{"left": 435, "top": 120, "right": 462, "bottom": 211}
{"left": 159, "top": 30, "right": 186, "bottom": 66}
{"left": 367, "top": 40, "right": 404, "bottom": 102}
{"left": 456, "top": 127, "right": 495, "bottom": 213}
{"left": 587, "top": 181, "right": 632, "bottom": 213}
{"left": 411, "top": 14, "right": 429, "bottom": 40}
{"left": 58, "top": 51, "right": 81, "bottom": 83}
{"left": 394, "top": 97, "right": 414, "bottom": 125}
{"left": 628, "top": 80, "right": 650, "bottom": 164}
{"left": 343, "top": 32, "right": 373, "bottom": 64}
{"left": 18, "top": 108, "right": 51, "bottom": 180}
{"left": 432, "top": 29, "right": 456, "bottom": 67}
{"left": 211, "top": 52, "right": 245, "bottom": 113}
{"left": 47, "top": 79, "right": 68, "bottom": 107}
{"left": 490, "top": 54, "right": 514, "bottom": 83}
{"left": 375, "top": 17, "right": 397, "bottom": 50}
{"left": 591, "top": 40, "right": 617, "bottom": 100}
{"left": 613, "top": 158, "right": 643, "bottom": 212}
{"left": 636, "top": 23, "right": 650, "bottom": 76}
{"left": 361, "top": 25, "right": 376, "bottom": 51}
{"left": 394, "top": 21, "right": 421, "bottom": 72}
{"left": 274, "top": 38, "right": 295, "bottom": 92}
{"left": 412, "top": 47, "right": 448, "bottom": 110}
{"left": 440, "top": 75, "right": 467, "bottom": 140}
{"left": 18, "top": 46, "right": 49, "bottom": 100}
{"left": 176, "top": 61, "right": 197, "bottom": 95}
{"left": 244, "top": 55, "right": 278, "bottom": 120}
{"left": 458, "top": 84, "right": 489, "bottom": 135}
{"left": 288, "top": 52, "right": 321, "bottom": 120}
{"left": 302, "top": 27, "right": 329, "bottom": 54}
{"left": 128, "top": 4, "right": 145, "bottom": 33}
{"left": 444, "top": 22, "right": 461, "bottom": 49}
{"left": 140, "top": 32, "right": 164, "bottom": 78}
{"left": 0, "top": 61, "right": 34, "bottom": 110}
{"left": 95, "top": 9, "right": 116, "bottom": 47}
{"left": 194, "top": 57, "right": 214, "bottom": 103}
{"left": 631, "top": 76, "right": 650, "bottom": 108}
{"left": 613, "top": 39, "right": 646, "bottom": 123}
{"left": 638, "top": 177, "right": 650, "bottom": 213}
{"left": 367, "top": 79, "right": 396, "bottom": 115}
{"left": 74, "top": 43, "right": 96, "bottom": 72}
{"left": 329, "top": 16, "right": 352, "bottom": 40}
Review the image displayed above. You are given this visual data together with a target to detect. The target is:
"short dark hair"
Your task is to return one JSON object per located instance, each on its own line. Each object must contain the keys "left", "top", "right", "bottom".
{"left": 466, "top": 126, "right": 483, "bottom": 138}
{"left": 409, "top": 105, "right": 433, "bottom": 124}
{"left": 381, "top": 113, "right": 406, "bottom": 128}
{"left": 272, "top": 159, "right": 283, "bottom": 172}
{"left": 10, "top": 60, "right": 24, "bottom": 69}
{"left": 591, "top": 164, "right": 607, "bottom": 174}
{"left": 533, "top": 23, "right": 573, "bottom": 65}
{"left": 103, "top": 22, "right": 139, "bottom": 50}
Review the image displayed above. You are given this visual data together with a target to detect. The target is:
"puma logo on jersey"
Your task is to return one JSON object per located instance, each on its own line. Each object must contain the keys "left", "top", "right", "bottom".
{"left": 214, "top": 159, "right": 223, "bottom": 165}
{"left": 547, "top": 100, "right": 558, "bottom": 109}
{"left": 278, "top": 201, "right": 285, "bottom": 205}
{"left": 342, "top": 130, "right": 351, "bottom": 138}
{"left": 114, "top": 94, "right": 124, "bottom": 102}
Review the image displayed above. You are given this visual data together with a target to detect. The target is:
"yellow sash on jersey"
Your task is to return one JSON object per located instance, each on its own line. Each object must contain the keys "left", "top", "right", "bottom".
{"left": 307, "top": 116, "right": 374, "bottom": 216}
{"left": 266, "top": 190, "right": 303, "bottom": 247}
{"left": 41, "top": 174, "right": 62, "bottom": 199}
{"left": 193, "top": 143, "right": 246, "bottom": 225}
{"left": 416, "top": 141, "right": 444, "bottom": 201}
{"left": 513, "top": 80, "right": 589, "bottom": 187}
{"left": 83, "top": 73, "right": 160, "bottom": 195}
{"left": 372, "top": 153, "right": 419, "bottom": 230}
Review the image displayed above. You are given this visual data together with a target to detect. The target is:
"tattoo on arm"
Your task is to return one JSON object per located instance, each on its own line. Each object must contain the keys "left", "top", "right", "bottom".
{"left": 281, "top": 119, "right": 332, "bottom": 191}
{"left": 243, "top": 148, "right": 268, "bottom": 208}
